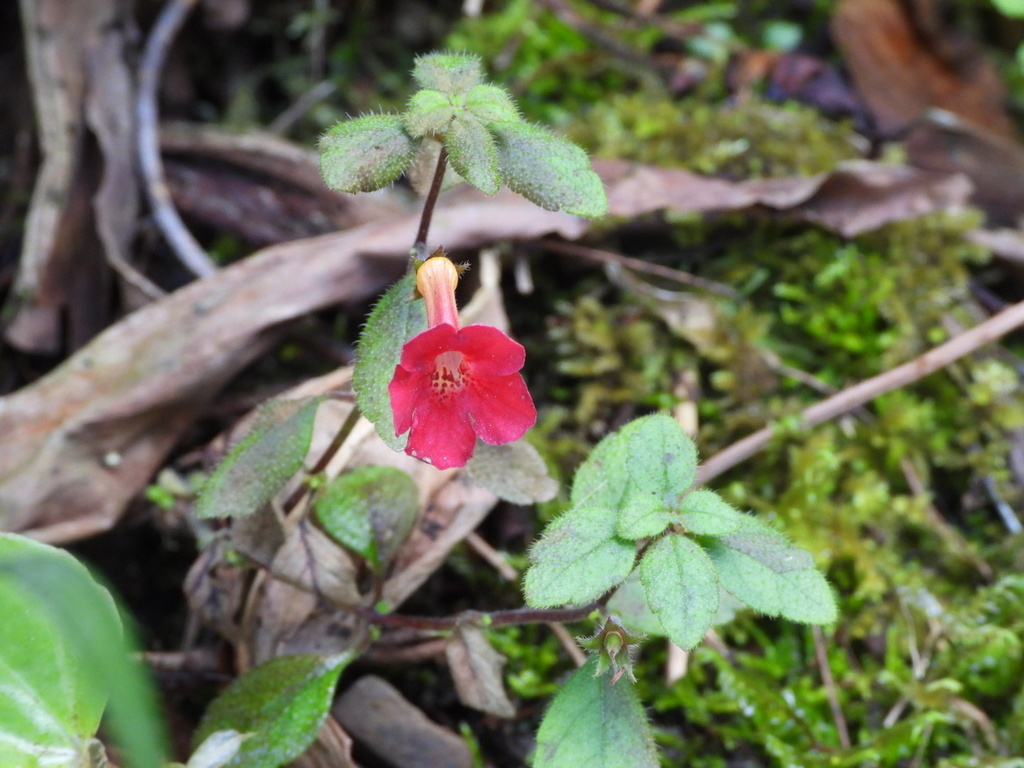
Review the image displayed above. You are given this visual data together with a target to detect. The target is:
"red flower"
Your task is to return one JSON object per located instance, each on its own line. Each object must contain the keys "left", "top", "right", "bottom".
{"left": 389, "top": 323, "right": 536, "bottom": 469}
{"left": 387, "top": 254, "right": 536, "bottom": 469}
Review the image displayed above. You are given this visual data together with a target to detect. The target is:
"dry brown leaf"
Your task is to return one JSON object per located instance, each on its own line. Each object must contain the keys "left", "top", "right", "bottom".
{"left": 333, "top": 676, "right": 473, "bottom": 768}
{"left": 831, "top": 0, "right": 1018, "bottom": 139}
{"left": 445, "top": 623, "right": 516, "bottom": 718}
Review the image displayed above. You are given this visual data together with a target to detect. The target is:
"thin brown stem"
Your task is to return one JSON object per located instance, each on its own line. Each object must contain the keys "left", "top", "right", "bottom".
{"left": 358, "top": 602, "right": 601, "bottom": 632}
{"left": 414, "top": 145, "right": 449, "bottom": 254}
{"left": 281, "top": 395, "right": 360, "bottom": 514}
{"left": 697, "top": 297, "right": 1024, "bottom": 485}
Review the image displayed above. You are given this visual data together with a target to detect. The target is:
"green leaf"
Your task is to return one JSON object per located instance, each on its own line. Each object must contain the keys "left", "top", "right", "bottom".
{"left": 534, "top": 658, "right": 657, "bottom": 768}
{"left": 194, "top": 653, "right": 351, "bottom": 768}
{"left": 353, "top": 273, "right": 427, "bottom": 451}
{"left": 703, "top": 516, "right": 837, "bottom": 624}
{"left": 570, "top": 429, "right": 631, "bottom": 510}
{"left": 639, "top": 535, "right": 719, "bottom": 650}
{"left": 404, "top": 89, "right": 456, "bottom": 138}
{"left": 464, "top": 440, "right": 559, "bottom": 504}
{"left": 0, "top": 534, "right": 166, "bottom": 768}
{"left": 465, "top": 84, "right": 520, "bottom": 124}
{"left": 412, "top": 52, "right": 483, "bottom": 93}
{"left": 616, "top": 492, "right": 673, "bottom": 540}
{"left": 492, "top": 122, "right": 607, "bottom": 218}
{"left": 679, "top": 489, "right": 744, "bottom": 536}
{"left": 622, "top": 414, "right": 697, "bottom": 505}
{"left": 186, "top": 730, "right": 246, "bottom": 768}
{"left": 524, "top": 506, "right": 636, "bottom": 607}
{"left": 992, "top": 0, "right": 1024, "bottom": 18}
{"left": 446, "top": 115, "right": 500, "bottom": 195}
{"left": 318, "top": 114, "right": 417, "bottom": 193}
{"left": 195, "top": 397, "right": 322, "bottom": 519}
{"left": 606, "top": 569, "right": 666, "bottom": 638}
{"left": 314, "top": 466, "right": 419, "bottom": 568}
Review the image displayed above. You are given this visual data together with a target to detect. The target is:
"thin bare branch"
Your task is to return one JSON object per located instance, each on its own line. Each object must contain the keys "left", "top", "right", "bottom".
{"left": 698, "top": 297, "right": 1024, "bottom": 484}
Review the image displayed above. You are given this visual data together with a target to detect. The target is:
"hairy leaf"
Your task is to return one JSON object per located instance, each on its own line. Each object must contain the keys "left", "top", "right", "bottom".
{"left": 194, "top": 653, "right": 351, "bottom": 768}
{"left": 446, "top": 115, "right": 500, "bottom": 195}
{"left": 570, "top": 429, "right": 631, "bottom": 510}
{"left": 639, "top": 535, "right": 719, "bottom": 650}
{"left": 534, "top": 658, "right": 657, "bottom": 768}
{"left": 465, "top": 84, "right": 520, "bottom": 124}
{"left": 704, "top": 516, "right": 837, "bottom": 624}
{"left": 353, "top": 273, "right": 427, "bottom": 451}
{"left": 524, "top": 506, "right": 636, "bottom": 607}
{"left": 319, "top": 114, "right": 417, "bottom": 193}
{"left": 679, "top": 489, "right": 745, "bottom": 536}
{"left": 616, "top": 492, "right": 674, "bottom": 540}
{"left": 492, "top": 122, "right": 607, "bottom": 217}
{"left": 465, "top": 439, "right": 559, "bottom": 504}
{"left": 404, "top": 89, "right": 456, "bottom": 138}
{"left": 314, "top": 466, "right": 419, "bottom": 568}
{"left": 622, "top": 414, "right": 698, "bottom": 505}
{"left": 195, "top": 397, "right": 322, "bottom": 519}
{"left": 412, "top": 52, "right": 484, "bottom": 93}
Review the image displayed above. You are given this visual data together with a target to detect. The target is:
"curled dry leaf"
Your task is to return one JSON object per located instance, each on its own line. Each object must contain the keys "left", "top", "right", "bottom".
{"left": 445, "top": 623, "right": 516, "bottom": 718}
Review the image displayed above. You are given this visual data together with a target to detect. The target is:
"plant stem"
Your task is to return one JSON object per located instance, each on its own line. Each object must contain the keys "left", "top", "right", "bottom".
{"left": 414, "top": 144, "right": 449, "bottom": 255}
{"left": 281, "top": 394, "right": 360, "bottom": 514}
{"left": 359, "top": 602, "right": 601, "bottom": 632}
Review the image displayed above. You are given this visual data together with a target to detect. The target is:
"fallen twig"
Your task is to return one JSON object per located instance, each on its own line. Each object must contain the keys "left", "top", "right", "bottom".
{"left": 136, "top": 0, "right": 218, "bottom": 277}
{"left": 698, "top": 296, "right": 1024, "bottom": 484}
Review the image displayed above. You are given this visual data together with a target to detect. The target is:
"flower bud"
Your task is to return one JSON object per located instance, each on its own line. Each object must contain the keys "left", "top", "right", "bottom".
{"left": 416, "top": 255, "right": 460, "bottom": 329}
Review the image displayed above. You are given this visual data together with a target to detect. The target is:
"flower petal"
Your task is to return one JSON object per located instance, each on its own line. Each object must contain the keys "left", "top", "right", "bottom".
{"left": 398, "top": 323, "right": 460, "bottom": 373}
{"left": 462, "top": 371, "right": 537, "bottom": 445}
{"left": 388, "top": 364, "right": 423, "bottom": 437}
{"left": 455, "top": 325, "right": 526, "bottom": 376}
{"left": 404, "top": 395, "right": 478, "bottom": 469}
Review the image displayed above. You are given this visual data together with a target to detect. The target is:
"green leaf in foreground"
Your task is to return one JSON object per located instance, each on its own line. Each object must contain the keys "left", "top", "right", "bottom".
{"left": 639, "top": 535, "right": 719, "bottom": 650}
{"left": 616, "top": 492, "right": 673, "bottom": 540}
{"left": 679, "top": 489, "right": 745, "bottom": 536}
{"left": 194, "top": 653, "right": 351, "bottom": 768}
{"left": 318, "top": 114, "right": 417, "bottom": 193}
{"left": 492, "top": 122, "right": 607, "bottom": 218}
{"left": 0, "top": 534, "right": 166, "bottom": 768}
{"left": 570, "top": 428, "right": 631, "bottom": 510}
{"left": 524, "top": 506, "right": 636, "bottom": 608}
{"left": 314, "top": 466, "right": 419, "bottom": 568}
{"left": 534, "top": 658, "right": 657, "bottom": 768}
{"left": 622, "top": 414, "right": 697, "bottom": 505}
{"left": 446, "top": 115, "right": 500, "bottom": 195}
{"left": 703, "top": 515, "right": 837, "bottom": 625}
{"left": 195, "top": 397, "right": 322, "bottom": 519}
{"left": 352, "top": 273, "right": 427, "bottom": 451}
{"left": 412, "top": 52, "right": 483, "bottom": 93}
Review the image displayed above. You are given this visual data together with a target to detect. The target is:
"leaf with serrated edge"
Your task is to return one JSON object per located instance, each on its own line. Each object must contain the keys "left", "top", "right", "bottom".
{"left": 606, "top": 569, "right": 666, "bottom": 637}
{"left": 679, "top": 489, "right": 744, "bottom": 536}
{"left": 318, "top": 115, "right": 417, "bottom": 193}
{"left": 622, "top": 414, "right": 697, "bottom": 505}
{"left": 446, "top": 624, "right": 516, "bottom": 718}
{"left": 446, "top": 116, "right": 500, "bottom": 195}
{"left": 314, "top": 466, "right": 419, "bottom": 568}
{"left": 524, "top": 506, "right": 636, "bottom": 607}
{"left": 704, "top": 516, "right": 837, "bottom": 624}
{"left": 465, "top": 84, "right": 520, "bottom": 124}
{"left": 465, "top": 440, "right": 558, "bottom": 504}
{"left": 194, "top": 653, "right": 351, "bottom": 768}
{"left": 492, "top": 122, "right": 607, "bottom": 217}
{"left": 412, "top": 52, "right": 484, "bottom": 93}
{"left": 534, "top": 658, "right": 657, "bottom": 768}
{"left": 195, "top": 397, "right": 322, "bottom": 519}
{"left": 616, "top": 491, "right": 673, "bottom": 540}
{"left": 639, "top": 535, "right": 719, "bottom": 650}
{"left": 353, "top": 274, "right": 427, "bottom": 451}
{"left": 404, "top": 89, "right": 456, "bottom": 138}
{"left": 570, "top": 429, "right": 631, "bottom": 510}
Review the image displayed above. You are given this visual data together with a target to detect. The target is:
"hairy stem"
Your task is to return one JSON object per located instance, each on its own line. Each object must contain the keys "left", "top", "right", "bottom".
{"left": 414, "top": 144, "right": 449, "bottom": 254}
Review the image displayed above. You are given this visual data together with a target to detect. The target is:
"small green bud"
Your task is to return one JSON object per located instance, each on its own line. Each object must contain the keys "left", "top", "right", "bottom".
{"left": 412, "top": 52, "right": 484, "bottom": 93}
{"left": 577, "top": 615, "right": 645, "bottom": 684}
